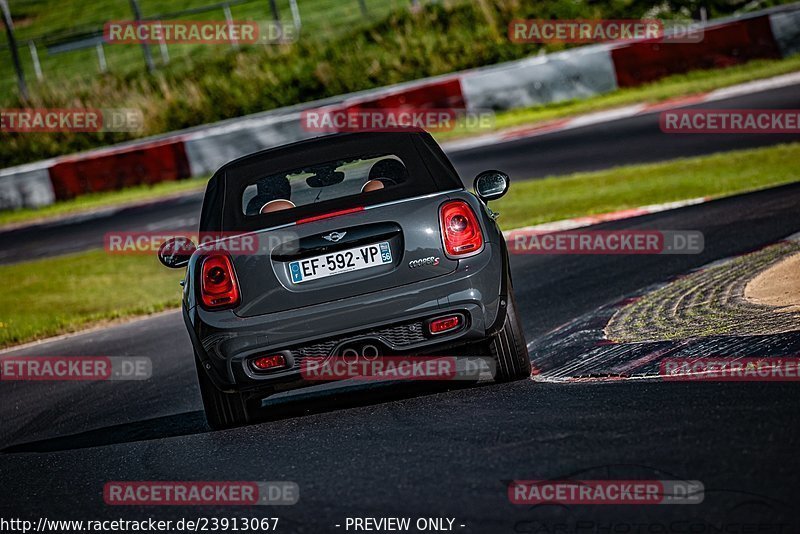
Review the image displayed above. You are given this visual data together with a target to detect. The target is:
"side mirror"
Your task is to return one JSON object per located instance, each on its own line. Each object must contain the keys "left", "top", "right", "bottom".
{"left": 157, "top": 237, "right": 196, "bottom": 268}
{"left": 474, "top": 170, "right": 509, "bottom": 202}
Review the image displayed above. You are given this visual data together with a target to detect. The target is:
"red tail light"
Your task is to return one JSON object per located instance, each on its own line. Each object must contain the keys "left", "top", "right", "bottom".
{"left": 428, "top": 315, "right": 463, "bottom": 335}
{"left": 200, "top": 252, "right": 240, "bottom": 310}
{"left": 251, "top": 354, "right": 287, "bottom": 371}
{"left": 440, "top": 200, "right": 483, "bottom": 257}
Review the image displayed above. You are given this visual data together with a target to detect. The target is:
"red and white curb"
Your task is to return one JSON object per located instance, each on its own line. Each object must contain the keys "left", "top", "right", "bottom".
{"left": 517, "top": 195, "right": 717, "bottom": 380}
{"left": 531, "top": 373, "right": 663, "bottom": 383}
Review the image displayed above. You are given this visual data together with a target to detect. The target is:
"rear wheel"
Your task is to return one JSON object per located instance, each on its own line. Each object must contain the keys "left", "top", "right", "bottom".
{"left": 490, "top": 289, "right": 532, "bottom": 382}
{"left": 194, "top": 356, "right": 252, "bottom": 430}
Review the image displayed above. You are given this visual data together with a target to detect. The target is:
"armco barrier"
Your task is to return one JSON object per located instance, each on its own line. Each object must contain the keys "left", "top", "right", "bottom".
{"left": 0, "top": 163, "right": 55, "bottom": 210}
{"left": 611, "top": 16, "right": 782, "bottom": 87}
{"left": 770, "top": 10, "right": 800, "bottom": 57}
{"left": 345, "top": 77, "right": 465, "bottom": 110}
{"left": 183, "top": 113, "right": 309, "bottom": 177}
{"left": 48, "top": 139, "right": 191, "bottom": 201}
{"left": 460, "top": 45, "right": 618, "bottom": 110}
{"left": 2, "top": 3, "right": 799, "bottom": 212}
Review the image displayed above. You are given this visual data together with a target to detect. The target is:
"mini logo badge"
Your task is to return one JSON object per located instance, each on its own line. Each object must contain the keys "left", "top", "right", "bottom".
{"left": 323, "top": 231, "right": 347, "bottom": 243}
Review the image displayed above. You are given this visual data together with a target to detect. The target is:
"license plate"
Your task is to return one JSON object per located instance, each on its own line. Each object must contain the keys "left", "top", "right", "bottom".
{"left": 289, "top": 242, "right": 392, "bottom": 284}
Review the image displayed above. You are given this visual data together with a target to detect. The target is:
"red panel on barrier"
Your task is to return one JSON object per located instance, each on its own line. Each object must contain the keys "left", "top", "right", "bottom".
{"left": 611, "top": 16, "right": 781, "bottom": 87}
{"left": 49, "top": 139, "right": 191, "bottom": 201}
{"left": 346, "top": 78, "right": 465, "bottom": 110}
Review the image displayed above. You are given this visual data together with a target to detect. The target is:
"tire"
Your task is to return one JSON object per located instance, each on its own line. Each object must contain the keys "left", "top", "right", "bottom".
{"left": 490, "top": 288, "right": 532, "bottom": 382}
{"left": 194, "top": 355, "right": 252, "bottom": 430}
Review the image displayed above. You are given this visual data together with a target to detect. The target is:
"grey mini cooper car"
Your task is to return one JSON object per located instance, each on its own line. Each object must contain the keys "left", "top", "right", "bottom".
{"left": 158, "top": 131, "right": 530, "bottom": 429}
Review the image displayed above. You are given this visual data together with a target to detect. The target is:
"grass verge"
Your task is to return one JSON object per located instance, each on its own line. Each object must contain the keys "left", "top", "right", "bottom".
{"left": 1, "top": 142, "right": 798, "bottom": 348}
{"left": 0, "top": 176, "right": 209, "bottom": 228}
{"left": 0, "top": 250, "right": 183, "bottom": 349}
{"left": 494, "top": 142, "right": 800, "bottom": 230}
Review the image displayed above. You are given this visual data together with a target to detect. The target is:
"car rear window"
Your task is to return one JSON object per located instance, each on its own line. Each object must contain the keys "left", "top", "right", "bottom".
{"left": 241, "top": 154, "right": 408, "bottom": 216}
{"left": 200, "top": 133, "right": 465, "bottom": 233}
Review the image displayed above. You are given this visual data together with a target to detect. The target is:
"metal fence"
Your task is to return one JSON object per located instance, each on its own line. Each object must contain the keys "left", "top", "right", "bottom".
{"left": 1, "top": 0, "right": 427, "bottom": 99}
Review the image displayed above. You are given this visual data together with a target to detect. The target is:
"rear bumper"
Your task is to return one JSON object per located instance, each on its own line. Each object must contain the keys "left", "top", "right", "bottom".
{"left": 186, "top": 241, "right": 505, "bottom": 392}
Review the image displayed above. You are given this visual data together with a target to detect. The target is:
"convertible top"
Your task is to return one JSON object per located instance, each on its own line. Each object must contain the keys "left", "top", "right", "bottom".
{"left": 199, "top": 132, "right": 465, "bottom": 232}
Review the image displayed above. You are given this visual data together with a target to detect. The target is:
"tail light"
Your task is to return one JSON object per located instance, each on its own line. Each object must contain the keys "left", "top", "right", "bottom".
{"left": 251, "top": 354, "right": 287, "bottom": 372}
{"left": 200, "top": 252, "right": 240, "bottom": 310}
{"left": 428, "top": 315, "right": 463, "bottom": 335}
{"left": 440, "top": 200, "right": 483, "bottom": 257}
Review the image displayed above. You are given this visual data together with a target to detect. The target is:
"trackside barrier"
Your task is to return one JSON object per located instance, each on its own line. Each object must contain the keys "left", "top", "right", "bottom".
{"left": 48, "top": 139, "right": 191, "bottom": 201}
{"left": 183, "top": 113, "right": 309, "bottom": 177}
{"left": 2, "top": 3, "right": 799, "bottom": 211}
{"left": 460, "top": 45, "right": 618, "bottom": 110}
{"left": 0, "top": 163, "right": 55, "bottom": 210}
{"left": 345, "top": 77, "right": 465, "bottom": 110}
{"left": 770, "top": 10, "right": 800, "bottom": 57}
{"left": 611, "top": 15, "right": 782, "bottom": 87}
